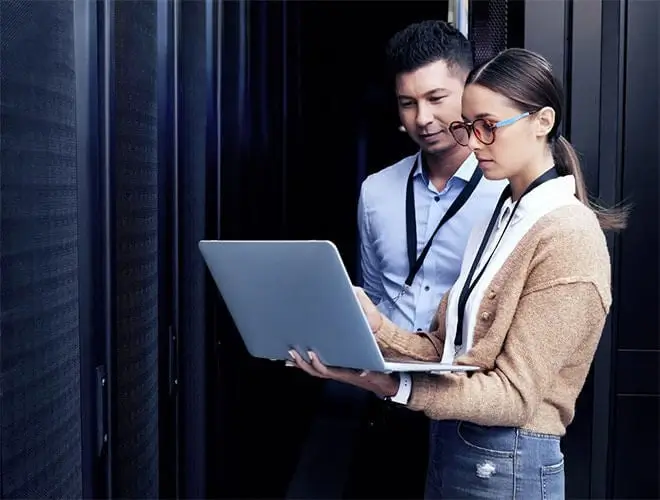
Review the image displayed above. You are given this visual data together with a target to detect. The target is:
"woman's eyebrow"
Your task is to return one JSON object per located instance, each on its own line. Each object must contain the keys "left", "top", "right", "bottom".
{"left": 461, "top": 112, "right": 496, "bottom": 121}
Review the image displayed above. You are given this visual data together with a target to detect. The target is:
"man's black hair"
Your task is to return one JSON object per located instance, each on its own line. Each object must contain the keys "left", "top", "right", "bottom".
{"left": 385, "top": 20, "right": 474, "bottom": 78}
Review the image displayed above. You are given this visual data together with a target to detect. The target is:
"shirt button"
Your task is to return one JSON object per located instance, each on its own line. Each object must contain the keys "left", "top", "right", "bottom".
{"left": 434, "top": 195, "right": 440, "bottom": 202}
{"left": 424, "top": 285, "right": 430, "bottom": 291}
{"left": 416, "top": 328, "right": 423, "bottom": 332}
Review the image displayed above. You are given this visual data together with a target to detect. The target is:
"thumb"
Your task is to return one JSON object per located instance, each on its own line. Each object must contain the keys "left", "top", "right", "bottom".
{"left": 353, "top": 286, "right": 372, "bottom": 306}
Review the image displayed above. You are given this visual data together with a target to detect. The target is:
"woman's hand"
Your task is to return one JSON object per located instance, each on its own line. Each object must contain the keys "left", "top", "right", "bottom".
{"left": 353, "top": 286, "right": 383, "bottom": 333}
{"left": 288, "top": 350, "right": 399, "bottom": 399}
{"left": 287, "top": 287, "right": 396, "bottom": 397}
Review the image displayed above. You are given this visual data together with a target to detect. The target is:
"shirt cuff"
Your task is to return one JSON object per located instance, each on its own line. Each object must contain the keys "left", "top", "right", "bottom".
{"left": 389, "top": 372, "right": 413, "bottom": 405}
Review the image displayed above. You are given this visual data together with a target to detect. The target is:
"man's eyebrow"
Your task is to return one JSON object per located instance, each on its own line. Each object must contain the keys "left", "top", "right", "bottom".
{"left": 424, "top": 87, "right": 450, "bottom": 95}
{"left": 398, "top": 88, "right": 450, "bottom": 100}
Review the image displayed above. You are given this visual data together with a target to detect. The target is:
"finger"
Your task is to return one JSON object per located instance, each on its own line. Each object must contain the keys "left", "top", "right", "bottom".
{"left": 353, "top": 286, "right": 368, "bottom": 302}
{"left": 353, "top": 287, "right": 373, "bottom": 307}
{"left": 307, "top": 352, "right": 353, "bottom": 380}
{"left": 288, "top": 350, "right": 308, "bottom": 368}
{"left": 307, "top": 352, "right": 369, "bottom": 384}
{"left": 354, "top": 287, "right": 376, "bottom": 312}
{"left": 290, "top": 350, "right": 326, "bottom": 378}
{"left": 307, "top": 351, "right": 332, "bottom": 377}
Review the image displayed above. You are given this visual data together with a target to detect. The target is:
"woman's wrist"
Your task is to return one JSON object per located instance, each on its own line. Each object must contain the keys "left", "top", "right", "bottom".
{"left": 377, "top": 374, "right": 400, "bottom": 398}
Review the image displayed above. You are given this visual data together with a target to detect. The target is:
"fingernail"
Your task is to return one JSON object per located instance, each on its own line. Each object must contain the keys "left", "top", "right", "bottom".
{"left": 288, "top": 350, "right": 296, "bottom": 359}
{"left": 359, "top": 370, "right": 369, "bottom": 377}
{"left": 307, "top": 351, "right": 314, "bottom": 360}
{"left": 285, "top": 361, "right": 295, "bottom": 367}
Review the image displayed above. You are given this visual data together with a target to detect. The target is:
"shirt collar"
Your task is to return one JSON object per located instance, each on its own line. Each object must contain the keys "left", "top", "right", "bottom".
{"left": 497, "top": 198, "right": 515, "bottom": 229}
{"left": 497, "top": 174, "right": 577, "bottom": 228}
{"left": 413, "top": 151, "right": 478, "bottom": 185}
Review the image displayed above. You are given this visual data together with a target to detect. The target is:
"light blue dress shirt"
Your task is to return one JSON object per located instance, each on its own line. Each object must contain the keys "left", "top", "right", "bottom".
{"left": 357, "top": 151, "right": 507, "bottom": 332}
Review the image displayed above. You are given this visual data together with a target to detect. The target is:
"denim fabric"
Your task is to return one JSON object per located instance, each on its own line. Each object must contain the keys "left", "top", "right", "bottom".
{"left": 425, "top": 420, "right": 565, "bottom": 499}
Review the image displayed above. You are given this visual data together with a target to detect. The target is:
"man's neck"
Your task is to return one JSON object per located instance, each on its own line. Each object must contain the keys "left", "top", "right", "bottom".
{"left": 423, "top": 146, "right": 472, "bottom": 190}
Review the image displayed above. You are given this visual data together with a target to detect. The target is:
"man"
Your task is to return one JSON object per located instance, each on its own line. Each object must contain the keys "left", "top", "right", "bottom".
{"left": 350, "top": 20, "right": 505, "bottom": 498}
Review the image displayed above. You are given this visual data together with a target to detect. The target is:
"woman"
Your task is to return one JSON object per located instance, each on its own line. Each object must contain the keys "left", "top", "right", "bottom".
{"left": 289, "top": 48, "right": 627, "bottom": 499}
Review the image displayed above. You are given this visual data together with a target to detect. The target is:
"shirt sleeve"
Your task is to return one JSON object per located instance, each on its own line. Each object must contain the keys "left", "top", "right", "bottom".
{"left": 357, "top": 182, "right": 384, "bottom": 304}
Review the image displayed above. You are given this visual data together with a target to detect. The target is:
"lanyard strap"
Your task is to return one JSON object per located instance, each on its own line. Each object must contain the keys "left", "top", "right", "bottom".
{"left": 404, "top": 156, "right": 483, "bottom": 289}
{"left": 454, "top": 167, "right": 560, "bottom": 347}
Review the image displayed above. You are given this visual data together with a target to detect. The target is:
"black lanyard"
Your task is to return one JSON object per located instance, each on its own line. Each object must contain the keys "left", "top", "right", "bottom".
{"left": 454, "top": 167, "right": 560, "bottom": 348}
{"left": 403, "top": 155, "right": 483, "bottom": 291}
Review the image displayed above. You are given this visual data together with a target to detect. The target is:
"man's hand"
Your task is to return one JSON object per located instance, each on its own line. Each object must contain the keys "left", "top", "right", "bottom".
{"left": 288, "top": 350, "right": 399, "bottom": 399}
{"left": 353, "top": 286, "right": 383, "bottom": 333}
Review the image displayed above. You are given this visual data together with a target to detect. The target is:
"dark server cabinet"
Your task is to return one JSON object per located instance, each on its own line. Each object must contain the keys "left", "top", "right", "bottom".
{"left": 0, "top": 1, "right": 85, "bottom": 496}
{"left": 106, "top": 1, "right": 162, "bottom": 495}
{"left": 611, "top": 0, "right": 659, "bottom": 496}
{"left": 94, "top": 0, "right": 218, "bottom": 497}
{"left": 1, "top": 0, "right": 181, "bottom": 497}
{"left": 176, "top": 0, "right": 220, "bottom": 497}
{"left": 97, "top": 0, "right": 180, "bottom": 497}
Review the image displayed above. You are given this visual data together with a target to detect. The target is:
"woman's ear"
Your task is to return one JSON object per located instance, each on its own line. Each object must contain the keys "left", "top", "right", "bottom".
{"left": 535, "top": 106, "right": 556, "bottom": 139}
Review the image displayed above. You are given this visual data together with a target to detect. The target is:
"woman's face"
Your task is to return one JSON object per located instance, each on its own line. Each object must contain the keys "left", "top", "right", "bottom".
{"left": 458, "top": 83, "right": 541, "bottom": 181}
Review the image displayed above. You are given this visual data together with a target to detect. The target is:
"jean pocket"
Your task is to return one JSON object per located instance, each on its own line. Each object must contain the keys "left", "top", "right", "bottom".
{"left": 456, "top": 421, "right": 515, "bottom": 458}
{"left": 541, "top": 459, "right": 565, "bottom": 500}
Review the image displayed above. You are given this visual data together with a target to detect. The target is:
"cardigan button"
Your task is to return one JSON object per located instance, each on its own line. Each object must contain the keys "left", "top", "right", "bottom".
{"left": 488, "top": 290, "right": 497, "bottom": 299}
{"left": 481, "top": 311, "right": 492, "bottom": 321}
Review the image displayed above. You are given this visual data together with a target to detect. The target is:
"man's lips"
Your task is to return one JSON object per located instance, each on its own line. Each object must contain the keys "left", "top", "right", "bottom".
{"left": 419, "top": 131, "right": 443, "bottom": 140}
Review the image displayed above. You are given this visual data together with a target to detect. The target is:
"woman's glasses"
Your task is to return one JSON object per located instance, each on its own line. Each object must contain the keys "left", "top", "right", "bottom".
{"left": 449, "top": 111, "right": 535, "bottom": 147}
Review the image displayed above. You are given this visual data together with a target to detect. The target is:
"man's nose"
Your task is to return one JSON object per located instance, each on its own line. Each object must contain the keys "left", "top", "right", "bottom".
{"left": 415, "top": 103, "right": 434, "bottom": 128}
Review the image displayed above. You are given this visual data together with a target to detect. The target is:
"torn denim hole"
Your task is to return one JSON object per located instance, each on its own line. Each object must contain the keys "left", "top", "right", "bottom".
{"left": 476, "top": 460, "right": 497, "bottom": 479}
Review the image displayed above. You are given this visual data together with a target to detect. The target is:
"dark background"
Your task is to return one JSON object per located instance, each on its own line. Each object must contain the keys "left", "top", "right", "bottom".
{"left": 0, "top": 0, "right": 656, "bottom": 499}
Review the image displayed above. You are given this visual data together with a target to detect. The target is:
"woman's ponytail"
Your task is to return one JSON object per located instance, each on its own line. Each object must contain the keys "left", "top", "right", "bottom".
{"left": 553, "top": 135, "right": 629, "bottom": 231}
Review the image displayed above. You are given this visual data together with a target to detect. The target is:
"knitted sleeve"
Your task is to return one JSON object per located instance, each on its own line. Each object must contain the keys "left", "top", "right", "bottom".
{"left": 374, "top": 292, "right": 449, "bottom": 361}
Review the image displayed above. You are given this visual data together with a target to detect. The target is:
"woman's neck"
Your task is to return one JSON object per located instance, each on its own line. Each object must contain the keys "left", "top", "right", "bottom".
{"left": 508, "top": 155, "right": 556, "bottom": 201}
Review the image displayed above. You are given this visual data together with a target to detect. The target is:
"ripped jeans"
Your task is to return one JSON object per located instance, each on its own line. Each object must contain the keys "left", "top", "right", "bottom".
{"left": 425, "top": 420, "right": 565, "bottom": 499}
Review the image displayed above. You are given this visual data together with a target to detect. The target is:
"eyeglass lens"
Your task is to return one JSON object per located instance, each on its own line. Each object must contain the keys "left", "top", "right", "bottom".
{"left": 451, "top": 119, "right": 495, "bottom": 146}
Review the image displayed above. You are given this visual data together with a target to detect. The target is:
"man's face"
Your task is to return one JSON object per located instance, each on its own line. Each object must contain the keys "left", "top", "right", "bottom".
{"left": 395, "top": 59, "right": 466, "bottom": 155}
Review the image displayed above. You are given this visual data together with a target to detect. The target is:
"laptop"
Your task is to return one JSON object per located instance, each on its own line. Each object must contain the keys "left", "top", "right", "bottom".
{"left": 198, "top": 240, "right": 480, "bottom": 374}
